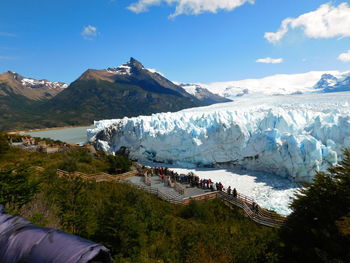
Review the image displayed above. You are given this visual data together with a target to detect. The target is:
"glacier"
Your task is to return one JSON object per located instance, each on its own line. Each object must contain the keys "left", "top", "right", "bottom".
{"left": 88, "top": 92, "right": 350, "bottom": 182}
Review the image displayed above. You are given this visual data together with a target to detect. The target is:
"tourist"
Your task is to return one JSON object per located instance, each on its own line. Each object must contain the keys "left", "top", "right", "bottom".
{"left": 218, "top": 182, "right": 223, "bottom": 191}
{"left": 232, "top": 188, "right": 237, "bottom": 198}
{"left": 255, "top": 204, "right": 259, "bottom": 214}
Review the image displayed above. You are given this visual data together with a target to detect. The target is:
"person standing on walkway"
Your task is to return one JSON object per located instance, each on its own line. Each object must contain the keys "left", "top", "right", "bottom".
{"left": 227, "top": 186, "right": 231, "bottom": 195}
{"left": 232, "top": 188, "right": 237, "bottom": 198}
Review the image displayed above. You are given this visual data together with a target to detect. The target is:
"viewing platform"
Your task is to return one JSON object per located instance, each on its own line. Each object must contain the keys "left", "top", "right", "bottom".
{"left": 126, "top": 174, "right": 217, "bottom": 204}
{"left": 126, "top": 167, "right": 287, "bottom": 228}
{"left": 56, "top": 167, "right": 287, "bottom": 228}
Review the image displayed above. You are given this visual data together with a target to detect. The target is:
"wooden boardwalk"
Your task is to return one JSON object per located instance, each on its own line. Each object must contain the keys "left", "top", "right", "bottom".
{"left": 128, "top": 173, "right": 286, "bottom": 228}
{"left": 217, "top": 191, "right": 286, "bottom": 228}
{"left": 56, "top": 169, "right": 286, "bottom": 228}
{"left": 56, "top": 169, "right": 137, "bottom": 182}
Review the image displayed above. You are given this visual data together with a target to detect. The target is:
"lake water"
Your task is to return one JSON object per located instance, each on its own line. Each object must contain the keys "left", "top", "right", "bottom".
{"left": 26, "top": 126, "right": 93, "bottom": 145}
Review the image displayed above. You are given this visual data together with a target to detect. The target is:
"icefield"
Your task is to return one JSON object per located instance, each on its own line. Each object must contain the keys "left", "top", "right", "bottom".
{"left": 191, "top": 70, "right": 344, "bottom": 99}
{"left": 181, "top": 70, "right": 350, "bottom": 100}
{"left": 88, "top": 92, "right": 350, "bottom": 182}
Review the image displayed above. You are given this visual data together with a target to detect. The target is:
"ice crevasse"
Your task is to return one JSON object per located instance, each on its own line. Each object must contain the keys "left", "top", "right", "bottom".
{"left": 88, "top": 92, "right": 350, "bottom": 182}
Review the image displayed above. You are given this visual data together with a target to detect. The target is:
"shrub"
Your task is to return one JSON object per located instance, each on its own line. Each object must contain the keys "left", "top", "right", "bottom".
{"left": 280, "top": 149, "right": 350, "bottom": 263}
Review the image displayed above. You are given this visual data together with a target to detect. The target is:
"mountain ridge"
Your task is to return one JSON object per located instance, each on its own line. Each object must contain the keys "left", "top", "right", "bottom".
{"left": 314, "top": 72, "right": 350, "bottom": 93}
{"left": 0, "top": 71, "right": 67, "bottom": 100}
{"left": 2, "top": 58, "right": 348, "bottom": 132}
{"left": 0, "top": 58, "right": 220, "bottom": 131}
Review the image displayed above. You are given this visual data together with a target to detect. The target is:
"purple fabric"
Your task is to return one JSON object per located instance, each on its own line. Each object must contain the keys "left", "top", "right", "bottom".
{"left": 26, "top": 229, "right": 111, "bottom": 263}
{"left": 0, "top": 208, "right": 111, "bottom": 263}
{"left": 0, "top": 225, "right": 49, "bottom": 263}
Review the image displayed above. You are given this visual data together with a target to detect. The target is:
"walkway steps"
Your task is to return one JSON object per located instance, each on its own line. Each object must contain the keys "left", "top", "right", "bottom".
{"left": 217, "top": 191, "right": 286, "bottom": 228}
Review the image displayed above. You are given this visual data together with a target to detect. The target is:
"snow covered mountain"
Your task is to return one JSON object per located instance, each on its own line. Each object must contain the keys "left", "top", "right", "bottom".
{"left": 41, "top": 57, "right": 208, "bottom": 127}
{"left": 0, "top": 71, "right": 68, "bottom": 131}
{"left": 178, "top": 83, "right": 231, "bottom": 104}
{"left": 88, "top": 92, "right": 350, "bottom": 182}
{"left": 78, "top": 58, "right": 198, "bottom": 100}
{"left": 20, "top": 76, "right": 68, "bottom": 90}
{"left": 188, "top": 71, "right": 344, "bottom": 100}
{"left": 314, "top": 72, "right": 350, "bottom": 93}
{"left": 0, "top": 71, "right": 67, "bottom": 100}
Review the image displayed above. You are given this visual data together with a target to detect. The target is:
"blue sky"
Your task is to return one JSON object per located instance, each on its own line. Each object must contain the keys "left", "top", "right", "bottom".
{"left": 1, "top": 0, "right": 350, "bottom": 83}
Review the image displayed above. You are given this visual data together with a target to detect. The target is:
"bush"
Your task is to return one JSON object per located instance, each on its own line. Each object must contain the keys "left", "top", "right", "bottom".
{"left": 180, "top": 200, "right": 209, "bottom": 221}
{"left": 0, "top": 133, "right": 10, "bottom": 156}
{"left": 0, "top": 144, "right": 281, "bottom": 262}
{"left": 0, "top": 168, "right": 38, "bottom": 212}
{"left": 280, "top": 149, "right": 350, "bottom": 263}
{"left": 107, "top": 154, "right": 132, "bottom": 174}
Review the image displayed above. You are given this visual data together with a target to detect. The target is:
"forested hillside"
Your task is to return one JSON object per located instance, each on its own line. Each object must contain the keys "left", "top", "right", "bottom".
{"left": 1, "top": 134, "right": 350, "bottom": 262}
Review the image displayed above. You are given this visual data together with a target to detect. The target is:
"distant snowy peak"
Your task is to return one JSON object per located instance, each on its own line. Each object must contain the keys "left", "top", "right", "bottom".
{"left": 179, "top": 83, "right": 202, "bottom": 96}
{"left": 0, "top": 71, "right": 67, "bottom": 100}
{"left": 314, "top": 74, "right": 338, "bottom": 90}
{"left": 314, "top": 72, "right": 350, "bottom": 93}
{"left": 5, "top": 71, "right": 68, "bottom": 90}
{"left": 202, "top": 71, "right": 343, "bottom": 99}
{"left": 107, "top": 59, "right": 165, "bottom": 78}
{"left": 106, "top": 64, "right": 131, "bottom": 75}
{"left": 106, "top": 57, "right": 146, "bottom": 76}
{"left": 21, "top": 78, "right": 68, "bottom": 90}
{"left": 179, "top": 83, "right": 231, "bottom": 104}
{"left": 76, "top": 57, "right": 206, "bottom": 105}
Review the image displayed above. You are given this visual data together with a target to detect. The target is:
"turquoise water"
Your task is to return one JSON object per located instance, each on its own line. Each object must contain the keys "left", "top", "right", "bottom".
{"left": 26, "top": 126, "right": 93, "bottom": 144}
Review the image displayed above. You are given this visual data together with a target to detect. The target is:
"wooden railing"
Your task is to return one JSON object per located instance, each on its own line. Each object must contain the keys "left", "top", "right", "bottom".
{"left": 128, "top": 182, "right": 183, "bottom": 205}
{"left": 183, "top": 191, "right": 218, "bottom": 204}
{"left": 217, "top": 191, "right": 286, "bottom": 228}
{"left": 144, "top": 174, "right": 152, "bottom": 186}
{"left": 57, "top": 169, "right": 286, "bottom": 228}
{"left": 174, "top": 181, "right": 185, "bottom": 195}
{"left": 56, "top": 169, "right": 137, "bottom": 183}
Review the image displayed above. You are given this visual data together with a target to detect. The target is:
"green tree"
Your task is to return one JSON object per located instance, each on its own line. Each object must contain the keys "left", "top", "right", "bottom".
{"left": 107, "top": 154, "right": 131, "bottom": 174}
{"left": 0, "top": 133, "right": 10, "bottom": 156}
{"left": 0, "top": 168, "right": 38, "bottom": 212}
{"left": 281, "top": 149, "right": 350, "bottom": 263}
{"left": 180, "top": 200, "right": 209, "bottom": 221}
{"left": 51, "top": 177, "right": 95, "bottom": 235}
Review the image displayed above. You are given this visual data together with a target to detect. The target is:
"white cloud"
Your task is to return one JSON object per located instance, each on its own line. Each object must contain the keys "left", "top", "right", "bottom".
{"left": 81, "top": 25, "right": 98, "bottom": 40}
{"left": 128, "top": 0, "right": 255, "bottom": 18}
{"left": 0, "top": 56, "right": 17, "bottom": 60}
{"left": 0, "top": 32, "right": 16, "bottom": 37}
{"left": 338, "top": 49, "right": 350, "bottom": 62}
{"left": 265, "top": 2, "right": 350, "bottom": 44}
{"left": 256, "top": 57, "right": 283, "bottom": 64}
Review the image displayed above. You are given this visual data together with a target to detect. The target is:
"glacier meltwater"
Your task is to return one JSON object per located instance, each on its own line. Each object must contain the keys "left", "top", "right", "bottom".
{"left": 88, "top": 92, "right": 350, "bottom": 182}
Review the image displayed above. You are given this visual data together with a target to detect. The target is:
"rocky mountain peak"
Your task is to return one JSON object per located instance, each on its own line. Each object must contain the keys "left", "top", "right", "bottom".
{"left": 314, "top": 74, "right": 338, "bottom": 90}
{"left": 5, "top": 71, "right": 23, "bottom": 81}
{"left": 1, "top": 71, "right": 68, "bottom": 90}
{"left": 128, "top": 57, "right": 144, "bottom": 70}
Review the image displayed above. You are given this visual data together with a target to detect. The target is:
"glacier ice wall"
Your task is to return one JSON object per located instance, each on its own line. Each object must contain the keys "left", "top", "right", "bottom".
{"left": 88, "top": 92, "right": 350, "bottom": 182}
